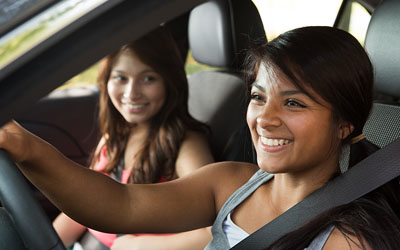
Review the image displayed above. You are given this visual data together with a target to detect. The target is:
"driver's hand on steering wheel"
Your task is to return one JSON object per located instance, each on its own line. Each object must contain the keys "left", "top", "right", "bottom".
{"left": 0, "top": 121, "right": 38, "bottom": 164}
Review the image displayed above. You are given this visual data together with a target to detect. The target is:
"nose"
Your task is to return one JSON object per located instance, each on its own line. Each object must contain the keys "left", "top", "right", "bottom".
{"left": 256, "top": 101, "right": 282, "bottom": 129}
{"left": 123, "top": 79, "right": 141, "bottom": 99}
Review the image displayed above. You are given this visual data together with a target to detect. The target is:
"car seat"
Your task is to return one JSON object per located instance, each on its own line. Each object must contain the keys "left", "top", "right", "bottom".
{"left": 187, "top": 0, "right": 266, "bottom": 162}
{"left": 362, "top": 0, "right": 400, "bottom": 148}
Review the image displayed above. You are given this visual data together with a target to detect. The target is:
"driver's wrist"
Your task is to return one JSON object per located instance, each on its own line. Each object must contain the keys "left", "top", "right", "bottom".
{"left": 23, "top": 132, "right": 54, "bottom": 165}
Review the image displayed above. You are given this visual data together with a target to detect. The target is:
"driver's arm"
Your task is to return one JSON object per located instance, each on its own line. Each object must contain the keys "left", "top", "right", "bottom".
{"left": 0, "top": 121, "right": 219, "bottom": 234}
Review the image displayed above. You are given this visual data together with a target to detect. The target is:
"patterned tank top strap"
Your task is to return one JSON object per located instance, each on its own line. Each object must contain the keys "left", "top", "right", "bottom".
{"left": 305, "top": 225, "right": 335, "bottom": 250}
{"left": 109, "top": 153, "right": 125, "bottom": 182}
{"left": 205, "top": 169, "right": 273, "bottom": 250}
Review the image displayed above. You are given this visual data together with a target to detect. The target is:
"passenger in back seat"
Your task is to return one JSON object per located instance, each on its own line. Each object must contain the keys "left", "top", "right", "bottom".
{"left": 52, "top": 27, "right": 214, "bottom": 250}
{"left": 1, "top": 26, "right": 399, "bottom": 250}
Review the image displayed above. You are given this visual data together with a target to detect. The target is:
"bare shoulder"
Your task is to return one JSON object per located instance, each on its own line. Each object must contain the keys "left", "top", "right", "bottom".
{"left": 323, "top": 228, "right": 372, "bottom": 250}
{"left": 175, "top": 130, "right": 214, "bottom": 177}
{"left": 206, "top": 161, "right": 259, "bottom": 181}
{"left": 185, "top": 130, "right": 208, "bottom": 140}
{"left": 200, "top": 161, "right": 259, "bottom": 211}
{"left": 181, "top": 130, "right": 212, "bottom": 152}
{"left": 182, "top": 161, "right": 258, "bottom": 186}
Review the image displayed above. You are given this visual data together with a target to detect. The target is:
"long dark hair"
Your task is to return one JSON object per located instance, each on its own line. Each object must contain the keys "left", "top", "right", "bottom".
{"left": 91, "top": 27, "right": 209, "bottom": 183}
{"left": 266, "top": 178, "right": 400, "bottom": 250}
{"left": 244, "top": 26, "right": 400, "bottom": 248}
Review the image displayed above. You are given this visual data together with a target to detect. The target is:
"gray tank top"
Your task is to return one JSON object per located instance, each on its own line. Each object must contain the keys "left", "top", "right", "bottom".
{"left": 204, "top": 169, "right": 334, "bottom": 250}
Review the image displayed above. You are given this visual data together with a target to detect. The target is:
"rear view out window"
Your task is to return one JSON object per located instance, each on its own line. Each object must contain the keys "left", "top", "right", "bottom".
{"left": 252, "top": 0, "right": 342, "bottom": 40}
{"left": 337, "top": 1, "right": 371, "bottom": 45}
{"left": 0, "top": 0, "right": 108, "bottom": 70}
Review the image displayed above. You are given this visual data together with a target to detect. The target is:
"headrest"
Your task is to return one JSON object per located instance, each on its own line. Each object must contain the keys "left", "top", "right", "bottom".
{"left": 188, "top": 0, "right": 266, "bottom": 69}
{"left": 364, "top": 0, "right": 400, "bottom": 99}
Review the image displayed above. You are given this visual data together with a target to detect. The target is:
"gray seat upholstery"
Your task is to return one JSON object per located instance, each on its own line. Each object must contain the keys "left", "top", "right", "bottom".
{"left": 363, "top": 0, "right": 400, "bottom": 147}
{"left": 187, "top": 0, "right": 266, "bottom": 161}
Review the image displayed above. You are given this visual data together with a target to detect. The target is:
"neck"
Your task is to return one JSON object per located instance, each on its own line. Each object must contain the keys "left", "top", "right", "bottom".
{"left": 268, "top": 156, "right": 339, "bottom": 214}
{"left": 123, "top": 124, "right": 150, "bottom": 169}
{"left": 129, "top": 123, "right": 150, "bottom": 139}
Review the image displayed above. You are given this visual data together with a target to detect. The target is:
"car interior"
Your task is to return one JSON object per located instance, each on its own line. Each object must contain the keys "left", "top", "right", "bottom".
{"left": 186, "top": 0, "right": 265, "bottom": 162}
{"left": 0, "top": 0, "right": 399, "bottom": 249}
{"left": 363, "top": 0, "right": 400, "bottom": 148}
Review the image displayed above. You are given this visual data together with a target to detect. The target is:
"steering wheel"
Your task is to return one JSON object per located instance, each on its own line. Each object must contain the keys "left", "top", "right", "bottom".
{"left": 0, "top": 150, "right": 66, "bottom": 250}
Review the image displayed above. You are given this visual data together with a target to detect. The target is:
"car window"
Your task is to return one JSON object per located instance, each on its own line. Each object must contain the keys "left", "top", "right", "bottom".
{"left": 61, "top": 62, "right": 99, "bottom": 89}
{"left": 336, "top": 1, "right": 371, "bottom": 45}
{"left": 0, "top": 0, "right": 113, "bottom": 70}
{"left": 185, "top": 0, "right": 344, "bottom": 76}
{"left": 63, "top": 51, "right": 217, "bottom": 89}
{"left": 252, "top": 0, "right": 342, "bottom": 40}
{"left": 35, "top": 0, "right": 372, "bottom": 90}
{"left": 63, "top": 41, "right": 218, "bottom": 89}
{"left": 185, "top": 50, "right": 219, "bottom": 75}
{"left": 0, "top": 0, "right": 54, "bottom": 36}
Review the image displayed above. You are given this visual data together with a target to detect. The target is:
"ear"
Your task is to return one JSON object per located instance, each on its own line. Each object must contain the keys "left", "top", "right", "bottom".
{"left": 337, "top": 121, "right": 354, "bottom": 140}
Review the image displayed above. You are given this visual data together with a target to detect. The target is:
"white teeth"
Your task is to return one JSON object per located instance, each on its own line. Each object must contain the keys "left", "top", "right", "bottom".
{"left": 124, "top": 103, "right": 144, "bottom": 109}
{"left": 260, "top": 137, "right": 290, "bottom": 146}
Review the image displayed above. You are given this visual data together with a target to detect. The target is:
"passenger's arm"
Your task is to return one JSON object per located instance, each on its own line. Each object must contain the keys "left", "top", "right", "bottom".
{"left": 111, "top": 227, "right": 212, "bottom": 250}
{"left": 53, "top": 213, "right": 87, "bottom": 248}
{"left": 0, "top": 122, "right": 221, "bottom": 234}
{"left": 52, "top": 137, "right": 106, "bottom": 248}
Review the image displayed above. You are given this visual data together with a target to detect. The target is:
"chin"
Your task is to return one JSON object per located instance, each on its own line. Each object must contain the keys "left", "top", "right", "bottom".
{"left": 258, "top": 159, "right": 289, "bottom": 174}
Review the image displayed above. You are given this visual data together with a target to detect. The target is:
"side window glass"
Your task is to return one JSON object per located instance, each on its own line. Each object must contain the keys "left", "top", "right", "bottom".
{"left": 0, "top": 0, "right": 108, "bottom": 70}
{"left": 186, "top": 0, "right": 343, "bottom": 75}
{"left": 252, "top": 0, "right": 342, "bottom": 40}
{"left": 185, "top": 51, "right": 215, "bottom": 75}
{"left": 337, "top": 1, "right": 371, "bottom": 45}
{"left": 61, "top": 62, "right": 99, "bottom": 89}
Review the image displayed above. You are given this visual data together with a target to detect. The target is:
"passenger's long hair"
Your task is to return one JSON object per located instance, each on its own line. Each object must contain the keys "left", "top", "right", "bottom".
{"left": 244, "top": 26, "right": 400, "bottom": 249}
{"left": 91, "top": 27, "right": 209, "bottom": 183}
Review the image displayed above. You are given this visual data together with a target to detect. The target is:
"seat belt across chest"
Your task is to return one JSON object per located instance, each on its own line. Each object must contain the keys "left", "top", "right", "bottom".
{"left": 231, "top": 137, "right": 400, "bottom": 250}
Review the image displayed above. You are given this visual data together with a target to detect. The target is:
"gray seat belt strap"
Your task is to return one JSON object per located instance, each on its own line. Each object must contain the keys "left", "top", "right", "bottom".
{"left": 231, "top": 137, "right": 400, "bottom": 250}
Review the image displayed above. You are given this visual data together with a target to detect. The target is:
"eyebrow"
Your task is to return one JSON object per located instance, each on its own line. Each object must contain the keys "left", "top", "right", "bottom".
{"left": 111, "top": 69, "right": 155, "bottom": 74}
{"left": 251, "top": 82, "right": 304, "bottom": 96}
{"left": 279, "top": 90, "right": 304, "bottom": 96}
{"left": 251, "top": 82, "right": 265, "bottom": 92}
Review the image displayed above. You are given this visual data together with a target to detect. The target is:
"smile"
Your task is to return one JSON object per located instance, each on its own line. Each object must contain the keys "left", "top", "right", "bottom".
{"left": 260, "top": 137, "right": 291, "bottom": 147}
{"left": 123, "top": 103, "right": 146, "bottom": 109}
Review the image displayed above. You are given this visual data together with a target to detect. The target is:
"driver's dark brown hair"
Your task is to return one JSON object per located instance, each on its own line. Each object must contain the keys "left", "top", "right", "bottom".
{"left": 92, "top": 27, "right": 209, "bottom": 183}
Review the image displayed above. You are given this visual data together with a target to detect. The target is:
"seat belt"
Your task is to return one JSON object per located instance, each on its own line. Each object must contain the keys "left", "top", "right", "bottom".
{"left": 231, "top": 137, "right": 400, "bottom": 250}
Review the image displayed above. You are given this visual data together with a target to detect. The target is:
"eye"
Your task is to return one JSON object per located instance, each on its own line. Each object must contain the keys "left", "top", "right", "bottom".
{"left": 111, "top": 74, "right": 128, "bottom": 82}
{"left": 285, "top": 99, "right": 306, "bottom": 108}
{"left": 143, "top": 75, "right": 157, "bottom": 82}
{"left": 250, "top": 93, "right": 265, "bottom": 103}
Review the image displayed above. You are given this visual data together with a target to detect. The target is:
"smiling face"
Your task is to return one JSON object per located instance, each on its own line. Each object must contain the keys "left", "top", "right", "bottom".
{"left": 247, "top": 63, "right": 342, "bottom": 175}
{"left": 107, "top": 50, "right": 166, "bottom": 126}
